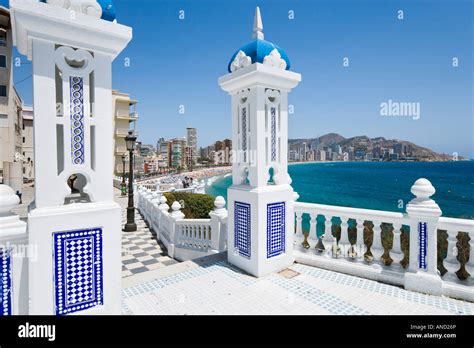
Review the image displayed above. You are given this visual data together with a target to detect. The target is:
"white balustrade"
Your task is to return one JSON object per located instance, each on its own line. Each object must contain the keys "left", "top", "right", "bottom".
{"left": 438, "top": 217, "right": 474, "bottom": 280}
{"left": 176, "top": 220, "right": 212, "bottom": 251}
{"left": 293, "top": 178, "right": 474, "bottom": 302}
{"left": 136, "top": 191, "right": 228, "bottom": 262}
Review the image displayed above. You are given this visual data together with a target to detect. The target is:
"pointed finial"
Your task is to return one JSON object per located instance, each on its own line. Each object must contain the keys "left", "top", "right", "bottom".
{"left": 252, "top": 6, "right": 264, "bottom": 40}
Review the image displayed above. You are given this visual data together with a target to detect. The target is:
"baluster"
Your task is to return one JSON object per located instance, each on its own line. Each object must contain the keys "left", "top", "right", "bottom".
{"left": 323, "top": 216, "right": 334, "bottom": 254}
{"left": 199, "top": 225, "right": 203, "bottom": 248}
{"left": 443, "top": 229, "right": 460, "bottom": 277}
{"left": 370, "top": 220, "right": 383, "bottom": 263}
{"left": 467, "top": 233, "right": 474, "bottom": 278}
{"left": 390, "top": 223, "right": 404, "bottom": 267}
{"left": 339, "top": 217, "right": 349, "bottom": 257}
{"left": 295, "top": 211, "right": 305, "bottom": 248}
{"left": 308, "top": 212, "right": 318, "bottom": 249}
{"left": 354, "top": 219, "right": 365, "bottom": 259}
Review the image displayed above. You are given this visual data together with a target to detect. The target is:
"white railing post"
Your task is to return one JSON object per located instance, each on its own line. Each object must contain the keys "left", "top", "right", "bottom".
{"left": 169, "top": 201, "right": 185, "bottom": 258}
{"left": 157, "top": 196, "right": 169, "bottom": 234}
{"left": 150, "top": 193, "right": 161, "bottom": 232}
{"left": 0, "top": 184, "right": 28, "bottom": 315}
{"left": 144, "top": 189, "right": 153, "bottom": 222}
{"left": 209, "top": 196, "right": 228, "bottom": 252}
{"left": 295, "top": 211, "right": 304, "bottom": 248}
{"left": 405, "top": 178, "right": 442, "bottom": 295}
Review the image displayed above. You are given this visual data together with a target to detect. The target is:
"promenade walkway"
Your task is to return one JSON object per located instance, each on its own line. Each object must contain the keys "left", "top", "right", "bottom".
{"left": 122, "top": 253, "right": 474, "bottom": 315}
{"left": 115, "top": 189, "right": 179, "bottom": 278}
{"left": 11, "top": 186, "right": 474, "bottom": 315}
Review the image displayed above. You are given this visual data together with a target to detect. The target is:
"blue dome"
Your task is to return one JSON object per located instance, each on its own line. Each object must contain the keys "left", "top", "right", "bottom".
{"left": 97, "top": 0, "right": 116, "bottom": 22}
{"left": 228, "top": 39, "right": 291, "bottom": 73}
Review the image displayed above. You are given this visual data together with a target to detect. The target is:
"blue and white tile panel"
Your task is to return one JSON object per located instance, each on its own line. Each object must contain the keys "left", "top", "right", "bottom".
{"left": 53, "top": 227, "right": 103, "bottom": 315}
{"left": 418, "top": 222, "right": 427, "bottom": 270}
{"left": 0, "top": 249, "right": 12, "bottom": 316}
{"left": 241, "top": 107, "right": 247, "bottom": 163}
{"left": 267, "top": 202, "right": 285, "bottom": 258}
{"left": 270, "top": 107, "right": 277, "bottom": 162}
{"left": 234, "top": 201, "right": 251, "bottom": 258}
{"left": 70, "top": 76, "right": 85, "bottom": 165}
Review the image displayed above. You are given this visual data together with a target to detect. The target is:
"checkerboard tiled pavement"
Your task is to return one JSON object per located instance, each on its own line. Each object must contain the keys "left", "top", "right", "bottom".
{"left": 116, "top": 190, "right": 179, "bottom": 278}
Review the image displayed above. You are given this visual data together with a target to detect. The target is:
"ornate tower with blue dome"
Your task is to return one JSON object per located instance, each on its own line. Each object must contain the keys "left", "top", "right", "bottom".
{"left": 219, "top": 7, "right": 301, "bottom": 277}
{"left": 10, "top": 0, "right": 131, "bottom": 314}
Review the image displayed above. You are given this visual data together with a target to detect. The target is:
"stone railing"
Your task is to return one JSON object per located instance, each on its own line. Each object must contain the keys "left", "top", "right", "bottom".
{"left": 136, "top": 187, "right": 228, "bottom": 262}
{"left": 294, "top": 178, "right": 474, "bottom": 302}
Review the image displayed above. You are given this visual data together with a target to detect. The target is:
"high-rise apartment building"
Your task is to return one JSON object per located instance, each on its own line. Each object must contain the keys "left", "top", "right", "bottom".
{"left": 0, "top": 7, "right": 23, "bottom": 192}
{"left": 112, "top": 90, "right": 138, "bottom": 174}
{"left": 186, "top": 127, "right": 198, "bottom": 164}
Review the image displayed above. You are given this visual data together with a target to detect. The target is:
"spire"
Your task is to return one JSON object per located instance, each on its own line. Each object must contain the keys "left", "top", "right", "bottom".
{"left": 252, "top": 6, "right": 264, "bottom": 40}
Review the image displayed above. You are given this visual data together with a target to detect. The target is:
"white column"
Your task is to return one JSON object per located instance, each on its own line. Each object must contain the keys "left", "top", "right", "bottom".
{"left": 10, "top": 0, "right": 132, "bottom": 315}
{"left": 209, "top": 196, "right": 228, "bottom": 252}
{"left": 405, "top": 178, "right": 442, "bottom": 296}
{"left": 169, "top": 201, "right": 185, "bottom": 258}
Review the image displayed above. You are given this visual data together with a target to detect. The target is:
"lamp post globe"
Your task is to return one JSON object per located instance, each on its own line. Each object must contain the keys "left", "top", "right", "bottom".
{"left": 124, "top": 131, "right": 137, "bottom": 232}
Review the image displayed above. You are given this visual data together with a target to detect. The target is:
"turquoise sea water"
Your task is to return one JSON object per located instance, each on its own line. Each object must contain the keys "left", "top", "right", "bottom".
{"left": 206, "top": 161, "right": 474, "bottom": 219}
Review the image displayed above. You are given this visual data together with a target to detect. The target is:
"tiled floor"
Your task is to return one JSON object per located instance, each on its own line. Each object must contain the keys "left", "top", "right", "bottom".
{"left": 122, "top": 253, "right": 474, "bottom": 315}
{"left": 116, "top": 191, "right": 179, "bottom": 278}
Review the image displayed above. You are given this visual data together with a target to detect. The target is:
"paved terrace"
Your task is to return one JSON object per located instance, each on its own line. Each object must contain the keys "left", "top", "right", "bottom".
{"left": 15, "top": 186, "right": 474, "bottom": 315}
{"left": 122, "top": 253, "right": 474, "bottom": 315}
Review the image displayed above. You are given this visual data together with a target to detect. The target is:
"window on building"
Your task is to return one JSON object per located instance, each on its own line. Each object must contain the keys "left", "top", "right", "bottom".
{"left": 0, "top": 114, "right": 7, "bottom": 127}
{"left": 23, "top": 167, "right": 25, "bottom": 174}
{"left": 0, "top": 29, "right": 6, "bottom": 46}
{"left": 23, "top": 136, "right": 25, "bottom": 143}
{"left": 0, "top": 85, "right": 6, "bottom": 97}
{"left": 0, "top": 55, "right": 6, "bottom": 68}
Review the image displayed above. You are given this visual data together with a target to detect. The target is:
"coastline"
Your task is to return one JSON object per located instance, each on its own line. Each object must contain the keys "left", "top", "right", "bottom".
{"left": 205, "top": 161, "right": 474, "bottom": 219}
{"left": 288, "top": 159, "right": 472, "bottom": 166}
{"left": 178, "top": 166, "right": 232, "bottom": 181}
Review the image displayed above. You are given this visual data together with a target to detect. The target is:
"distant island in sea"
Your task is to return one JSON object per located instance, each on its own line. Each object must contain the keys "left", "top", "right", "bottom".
{"left": 288, "top": 133, "right": 467, "bottom": 163}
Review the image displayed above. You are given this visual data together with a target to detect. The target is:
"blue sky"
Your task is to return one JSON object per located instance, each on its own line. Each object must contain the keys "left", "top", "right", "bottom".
{"left": 4, "top": 0, "right": 473, "bottom": 157}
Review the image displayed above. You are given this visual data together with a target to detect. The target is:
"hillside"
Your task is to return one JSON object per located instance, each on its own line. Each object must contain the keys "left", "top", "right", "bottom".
{"left": 288, "top": 133, "right": 461, "bottom": 161}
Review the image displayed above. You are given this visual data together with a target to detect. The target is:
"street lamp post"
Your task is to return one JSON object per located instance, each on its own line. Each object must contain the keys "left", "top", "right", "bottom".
{"left": 121, "top": 154, "right": 127, "bottom": 197}
{"left": 124, "top": 131, "right": 137, "bottom": 232}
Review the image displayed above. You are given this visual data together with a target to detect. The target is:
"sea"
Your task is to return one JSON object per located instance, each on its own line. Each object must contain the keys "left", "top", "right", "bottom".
{"left": 206, "top": 161, "right": 474, "bottom": 220}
